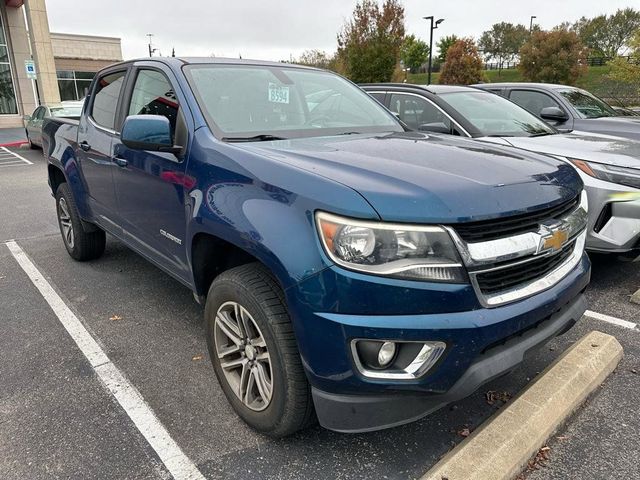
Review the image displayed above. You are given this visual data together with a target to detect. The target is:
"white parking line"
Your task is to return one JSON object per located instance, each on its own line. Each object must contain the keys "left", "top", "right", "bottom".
{"left": 0, "top": 146, "right": 33, "bottom": 165}
{"left": 585, "top": 310, "right": 638, "bottom": 330}
{"left": 5, "top": 240, "right": 205, "bottom": 480}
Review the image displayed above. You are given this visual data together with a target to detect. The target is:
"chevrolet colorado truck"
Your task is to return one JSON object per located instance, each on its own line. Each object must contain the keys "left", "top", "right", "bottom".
{"left": 43, "top": 58, "right": 590, "bottom": 437}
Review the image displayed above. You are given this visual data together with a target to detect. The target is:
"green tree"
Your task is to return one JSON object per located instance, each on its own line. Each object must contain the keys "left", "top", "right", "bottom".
{"left": 436, "top": 34, "right": 459, "bottom": 63}
{"left": 439, "top": 38, "right": 485, "bottom": 85}
{"left": 573, "top": 8, "right": 640, "bottom": 58}
{"left": 478, "top": 22, "right": 529, "bottom": 74}
{"left": 295, "top": 49, "right": 334, "bottom": 70}
{"left": 519, "top": 29, "right": 588, "bottom": 84}
{"left": 400, "top": 34, "right": 429, "bottom": 73}
{"left": 336, "top": 0, "right": 405, "bottom": 83}
{"left": 607, "top": 30, "right": 640, "bottom": 95}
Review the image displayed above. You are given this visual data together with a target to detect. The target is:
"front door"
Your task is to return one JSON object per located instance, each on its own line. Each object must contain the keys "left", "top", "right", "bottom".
{"left": 76, "top": 69, "right": 127, "bottom": 230}
{"left": 111, "top": 66, "right": 191, "bottom": 281}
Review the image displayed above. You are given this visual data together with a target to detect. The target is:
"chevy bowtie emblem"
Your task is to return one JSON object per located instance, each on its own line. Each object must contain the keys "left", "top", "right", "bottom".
{"left": 539, "top": 225, "right": 569, "bottom": 253}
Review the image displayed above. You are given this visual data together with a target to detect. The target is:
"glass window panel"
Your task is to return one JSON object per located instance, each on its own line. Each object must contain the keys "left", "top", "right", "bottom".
{"left": 75, "top": 80, "right": 92, "bottom": 99}
{"left": 0, "top": 63, "right": 17, "bottom": 114}
{"left": 56, "top": 70, "right": 75, "bottom": 79}
{"left": 389, "top": 93, "right": 451, "bottom": 131}
{"left": 74, "top": 71, "right": 96, "bottom": 80}
{"left": 0, "top": 15, "right": 7, "bottom": 46}
{"left": 91, "top": 71, "right": 126, "bottom": 130}
{"left": 58, "top": 79, "right": 78, "bottom": 101}
{"left": 0, "top": 46, "right": 9, "bottom": 64}
{"left": 509, "top": 90, "right": 561, "bottom": 117}
{"left": 128, "top": 69, "right": 179, "bottom": 135}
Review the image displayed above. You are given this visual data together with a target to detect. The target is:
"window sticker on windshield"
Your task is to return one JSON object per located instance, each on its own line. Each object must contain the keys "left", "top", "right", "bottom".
{"left": 269, "top": 83, "right": 290, "bottom": 104}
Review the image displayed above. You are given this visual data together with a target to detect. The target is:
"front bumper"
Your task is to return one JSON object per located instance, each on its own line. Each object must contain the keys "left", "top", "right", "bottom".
{"left": 286, "top": 253, "right": 590, "bottom": 432}
{"left": 313, "top": 293, "right": 586, "bottom": 432}
{"left": 582, "top": 177, "right": 640, "bottom": 253}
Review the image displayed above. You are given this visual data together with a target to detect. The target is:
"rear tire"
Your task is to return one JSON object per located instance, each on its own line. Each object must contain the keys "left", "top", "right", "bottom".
{"left": 55, "top": 183, "right": 106, "bottom": 261}
{"left": 205, "top": 263, "right": 315, "bottom": 437}
{"left": 26, "top": 131, "right": 38, "bottom": 149}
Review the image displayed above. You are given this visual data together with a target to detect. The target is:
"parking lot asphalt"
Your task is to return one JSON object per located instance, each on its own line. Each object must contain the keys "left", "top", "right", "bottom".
{"left": 1, "top": 147, "right": 639, "bottom": 480}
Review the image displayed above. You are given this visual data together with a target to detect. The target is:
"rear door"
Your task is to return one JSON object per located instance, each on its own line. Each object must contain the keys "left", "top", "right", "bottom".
{"left": 111, "top": 64, "right": 192, "bottom": 281}
{"left": 77, "top": 68, "right": 128, "bottom": 231}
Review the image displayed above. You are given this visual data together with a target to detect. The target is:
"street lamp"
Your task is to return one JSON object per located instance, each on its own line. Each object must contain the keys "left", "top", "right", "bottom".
{"left": 424, "top": 16, "right": 444, "bottom": 85}
{"left": 529, "top": 16, "right": 537, "bottom": 34}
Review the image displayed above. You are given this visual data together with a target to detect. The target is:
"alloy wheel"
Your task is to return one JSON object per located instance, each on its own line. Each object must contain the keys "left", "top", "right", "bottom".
{"left": 58, "top": 197, "right": 74, "bottom": 249}
{"left": 213, "top": 301, "right": 273, "bottom": 411}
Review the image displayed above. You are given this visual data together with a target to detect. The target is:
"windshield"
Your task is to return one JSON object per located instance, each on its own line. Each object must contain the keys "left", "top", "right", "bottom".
{"left": 441, "top": 91, "right": 556, "bottom": 137}
{"left": 50, "top": 105, "right": 83, "bottom": 118}
{"left": 184, "top": 64, "right": 402, "bottom": 140}
{"left": 557, "top": 88, "right": 617, "bottom": 119}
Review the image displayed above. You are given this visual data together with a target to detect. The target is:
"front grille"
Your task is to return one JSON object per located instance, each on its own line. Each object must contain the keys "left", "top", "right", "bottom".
{"left": 454, "top": 195, "right": 580, "bottom": 243}
{"left": 475, "top": 242, "right": 575, "bottom": 295}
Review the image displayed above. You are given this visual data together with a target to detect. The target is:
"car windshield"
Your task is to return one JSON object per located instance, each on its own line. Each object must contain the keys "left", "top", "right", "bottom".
{"left": 183, "top": 64, "right": 403, "bottom": 140}
{"left": 557, "top": 88, "right": 617, "bottom": 119}
{"left": 50, "top": 105, "right": 83, "bottom": 117}
{"left": 440, "top": 91, "right": 556, "bottom": 137}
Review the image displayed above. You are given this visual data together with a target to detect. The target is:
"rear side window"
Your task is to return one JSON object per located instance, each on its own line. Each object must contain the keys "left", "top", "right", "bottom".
{"left": 389, "top": 93, "right": 451, "bottom": 131}
{"left": 91, "top": 71, "right": 126, "bottom": 130}
{"left": 509, "top": 90, "right": 561, "bottom": 118}
{"left": 128, "top": 69, "right": 179, "bottom": 137}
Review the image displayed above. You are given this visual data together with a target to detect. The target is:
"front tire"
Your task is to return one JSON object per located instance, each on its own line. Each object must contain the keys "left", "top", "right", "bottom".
{"left": 205, "top": 263, "right": 314, "bottom": 437}
{"left": 55, "top": 183, "right": 106, "bottom": 261}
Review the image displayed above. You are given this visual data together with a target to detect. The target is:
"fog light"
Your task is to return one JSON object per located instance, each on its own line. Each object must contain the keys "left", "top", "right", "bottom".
{"left": 377, "top": 342, "right": 396, "bottom": 367}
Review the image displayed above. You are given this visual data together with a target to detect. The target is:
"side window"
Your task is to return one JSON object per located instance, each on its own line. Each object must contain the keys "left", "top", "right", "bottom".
{"left": 91, "top": 71, "right": 126, "bottom": 130}
{"left": 34, "top": 107, "right": 46, "bottom": 120}
{"left": 389, "top": 93, "right": 451, "bottom": 131}
{"left": 368, "top": 92, "right": 386, "bottom": 104}
{"left": 509, "top": 90, "right": 561, "bottom": 117}
{"left": 128, "top": 69, "right": 179, "bottom": 138}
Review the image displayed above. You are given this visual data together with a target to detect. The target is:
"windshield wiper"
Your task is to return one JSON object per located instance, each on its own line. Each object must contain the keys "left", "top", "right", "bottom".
{"left": 222, "top": 134, "right": 288, "bottom": 143}
{"left": 529, "top": 132, "right": 554, "bottom": 137}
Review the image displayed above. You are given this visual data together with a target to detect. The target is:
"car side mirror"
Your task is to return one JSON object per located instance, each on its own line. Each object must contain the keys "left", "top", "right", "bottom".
{"left": 121, "top": 115, "right": 182, "bottom": 155}
{"left": 23, "top": 114, "right": 31, "bottom": 121}
{"left": 419, "top": 122, "right": 451, "bottom": 134}
{"left": 539, "top": 107, "right": 569, "bottom": 123}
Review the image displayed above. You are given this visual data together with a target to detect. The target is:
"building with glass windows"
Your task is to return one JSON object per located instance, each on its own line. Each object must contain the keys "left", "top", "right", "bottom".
{"left": 0, "top": 0, "right": 121, "bottom": 128}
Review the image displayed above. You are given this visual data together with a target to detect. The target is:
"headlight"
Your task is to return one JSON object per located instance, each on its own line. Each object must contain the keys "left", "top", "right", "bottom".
{"left": 316, "top": 212, "right": 467, "bottom": 282}
{"left": 570, "top": 158, "right": 640, "bottom": 190}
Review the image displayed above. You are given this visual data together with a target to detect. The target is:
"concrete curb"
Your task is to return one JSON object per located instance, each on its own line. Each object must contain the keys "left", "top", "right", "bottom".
{"left": 0, "top": 140, "right": 28, "bottom": 148}
{"left": 422, "top": 330, "right": 623, "bottom": 480}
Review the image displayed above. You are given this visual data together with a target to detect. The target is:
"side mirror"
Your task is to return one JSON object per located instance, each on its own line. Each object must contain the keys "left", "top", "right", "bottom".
{"left": 121, "top": 115, "right": 182, "bottom": 154}
{"left": 539, "top": 107, "right": 569, "bottom": 123}
{"left": 23, "top": 114, "right": 31, "bottom": 122}
{"left": 419, "top": 122, "right": 451, "bottom": 134}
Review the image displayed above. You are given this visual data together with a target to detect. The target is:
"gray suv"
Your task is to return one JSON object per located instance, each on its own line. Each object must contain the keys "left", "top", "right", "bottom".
{"left": 473, "top": 83, "right": 640, "bottom": 142}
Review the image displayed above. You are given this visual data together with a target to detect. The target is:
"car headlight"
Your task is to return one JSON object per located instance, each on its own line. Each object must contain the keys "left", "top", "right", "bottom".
{"left": 570, "top": 158, "right": 640, "bottom": 190}
{"left": 315, "top": 212, "right": 467, "bottom": 282}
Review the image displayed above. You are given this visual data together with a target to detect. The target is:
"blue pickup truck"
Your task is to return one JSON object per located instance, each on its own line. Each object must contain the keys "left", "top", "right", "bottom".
{"left": 43, "top": 57, "right": 590, "bottom": 436}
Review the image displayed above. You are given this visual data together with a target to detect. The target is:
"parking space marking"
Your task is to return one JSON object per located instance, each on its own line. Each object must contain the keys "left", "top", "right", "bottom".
{"left": 5, "top": 240, "right": 206, "bottom": 480}
{"left": 585, "top": 310, "right": 638, "bottom": 330}
{"left": 0, "top": 146, "right": 33, "bottom": 166}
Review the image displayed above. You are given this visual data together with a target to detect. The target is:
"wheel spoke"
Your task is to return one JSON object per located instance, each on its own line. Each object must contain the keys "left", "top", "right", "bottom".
{"left": 244, "top": 368, "right": 256, "bottom": 405}
{"left": 252, "top": 363, "right": 272, "bottom": 403}
{"left": 220, "top": 356, "right": 246, "bottom": 371}
{"left": 217, "top": 344, "right": 241, "bottom": 359}
{"left": 256, "top": 350, "right": 270, "bottom": 362}
{"left": 216, "top": 311, "right": 243, "bottom": 346}
{"left": 239, "top": 360, "right": 250, "bottom": 399}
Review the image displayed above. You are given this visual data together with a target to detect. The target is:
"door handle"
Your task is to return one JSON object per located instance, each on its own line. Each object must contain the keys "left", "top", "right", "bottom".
{"left": 113, "top": 157, "right": 128, "bottom": 167}
{"left": 79, "top": 141, "right": 91, "bottom": 152}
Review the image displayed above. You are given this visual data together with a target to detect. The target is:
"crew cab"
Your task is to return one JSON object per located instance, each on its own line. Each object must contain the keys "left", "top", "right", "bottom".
{"left": 43, "top": 58, "right": 590, "bottom": 436}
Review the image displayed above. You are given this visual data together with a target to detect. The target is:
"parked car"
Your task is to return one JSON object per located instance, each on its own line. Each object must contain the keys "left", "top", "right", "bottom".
{"left": 472, "top": 83, "right": 640, "bottom": 141}
{"left": 24, "top": 101, "right": 84, "bottom": 148}
{"left": 361, "top": 83, "right": 640, "bottom": 256}
{"left": 42, "top": 58, "right": 590, "bottom": 436}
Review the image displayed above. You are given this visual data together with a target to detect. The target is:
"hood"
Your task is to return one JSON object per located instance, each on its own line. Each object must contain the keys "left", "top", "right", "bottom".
{"left": 499, "top": 131, "right": 640, "bottom": 170}
{"left": 575, "top": 117, "right": 640, "bottom": 142}
{"left": 238, "top": 132, "right": 581, "bottom": 224}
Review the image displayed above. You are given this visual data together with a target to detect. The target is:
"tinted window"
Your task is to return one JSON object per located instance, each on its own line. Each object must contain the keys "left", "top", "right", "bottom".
{"left": 389, "top": 93, "right": 451, "bottom": 131}
{"left": 509, "top": 90, "right": 561, "bottom": 117}
{"left": 367, "top": 92, "right": 385, "bottom": 103}
{"left": 184, "top": 64, "right": 401, "bottom": 139}
{"left": 91, "top": 71, "right": 126, "bottom": 130}
{"left": 128, "top": 69, "right": 179, "bottom": 136}
{"left": 34, "top": 107, "right": 46, "bottom": 120}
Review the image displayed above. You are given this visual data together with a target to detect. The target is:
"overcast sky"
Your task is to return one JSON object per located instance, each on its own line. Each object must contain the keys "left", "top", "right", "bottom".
{"left": 45, "top": 0, "right": 637, "bottom": 61}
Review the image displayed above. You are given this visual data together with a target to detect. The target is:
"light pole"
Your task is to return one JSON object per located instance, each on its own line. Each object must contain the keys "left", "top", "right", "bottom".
{"left": 529, "top": 16, "right": 537, "bottom": 34}
{"left": 424, "top": 16, "right": 444, "bottom": 85}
